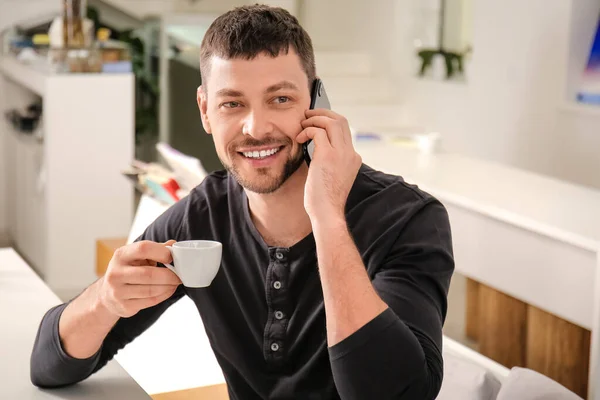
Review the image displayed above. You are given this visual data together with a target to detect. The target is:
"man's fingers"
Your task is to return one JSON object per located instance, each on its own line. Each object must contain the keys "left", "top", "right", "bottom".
{"left": 123, "top": 284, "right": 179, "bottom": 299}
{"left": 301, "top": 116, "right": 336, "bottom": 145}
{"left": 301, "top": 127, "right": 332, "bottom": 154}
{"left": 115, "top": 240, "right": 174, "bottom": 265}
{"left": 305, "top": 108, "right": 342, "bottom": 120}
{"left": 302, "top": 115, "right": 351, "bottom": 147}
{"left": 301, "top": 115, "right": 336, "bottom": 130}
{"left": 297, "top": 127, "right": 329, "bottom": 145}
{"left": 146, "top": 239, "right": 175, "bottom": 267}
{"left": 296, "top": 129, "right": 310, "bottom": 144}
{"left": 117, "top": 265, "right": 182, "bottom": 285}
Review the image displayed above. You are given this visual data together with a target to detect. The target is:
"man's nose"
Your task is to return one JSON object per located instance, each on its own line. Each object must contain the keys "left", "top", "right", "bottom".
{"left": 242, "top": 108, "right": 273, "bottom": 139}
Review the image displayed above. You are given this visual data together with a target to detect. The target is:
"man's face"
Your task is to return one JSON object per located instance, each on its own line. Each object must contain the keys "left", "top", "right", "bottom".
{"left": 198, "top": 50, "right": 311, "bottom": 194}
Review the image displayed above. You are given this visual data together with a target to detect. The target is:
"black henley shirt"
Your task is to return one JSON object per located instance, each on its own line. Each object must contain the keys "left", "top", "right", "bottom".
{"left": 31, "top": 164, "right": 454, "bottom": 400}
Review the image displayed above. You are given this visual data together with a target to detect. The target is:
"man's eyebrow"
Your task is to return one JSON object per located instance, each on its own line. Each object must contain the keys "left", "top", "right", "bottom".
{"left": 214, "top": 81, "right": 299, "bottom": 98}
{"left": 265, "top": 81, "right": 300, "bottom": 93}
{"left": 215, "top": 88, "right": 244, "bottom": 98}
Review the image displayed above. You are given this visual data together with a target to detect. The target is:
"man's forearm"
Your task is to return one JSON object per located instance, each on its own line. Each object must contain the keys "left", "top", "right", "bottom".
{"left": 312, "top": 215, "right": 388, "bottom": 346}
{"left": 58, "top": 278, "right": 119, "bottom": 359}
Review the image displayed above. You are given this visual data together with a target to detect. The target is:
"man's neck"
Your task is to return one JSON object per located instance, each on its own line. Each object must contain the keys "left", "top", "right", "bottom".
{"left": 245, "top": 165, "right": 313, "bottom": 248}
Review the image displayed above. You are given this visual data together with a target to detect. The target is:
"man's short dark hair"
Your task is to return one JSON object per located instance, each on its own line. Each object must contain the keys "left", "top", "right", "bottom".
{"left": 199, "top": 4, "right": 316, "bottom": 90}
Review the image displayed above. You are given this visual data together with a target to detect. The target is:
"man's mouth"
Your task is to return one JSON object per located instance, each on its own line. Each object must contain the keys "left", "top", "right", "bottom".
{"left": 238, "top": 146, "right": 283, "bottom": 160}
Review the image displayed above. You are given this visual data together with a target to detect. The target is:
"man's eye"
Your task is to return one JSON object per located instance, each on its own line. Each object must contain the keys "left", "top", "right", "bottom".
{"left": 222, "top": 101, "right": 241, "bottom": 108}
{"left": 273, "top": 96, "right": 290, "bottom": 104}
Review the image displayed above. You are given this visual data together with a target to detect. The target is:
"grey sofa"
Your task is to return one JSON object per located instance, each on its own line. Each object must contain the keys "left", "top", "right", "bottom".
{"left": 439, "top": 337, "right": 583, "bottom": 400}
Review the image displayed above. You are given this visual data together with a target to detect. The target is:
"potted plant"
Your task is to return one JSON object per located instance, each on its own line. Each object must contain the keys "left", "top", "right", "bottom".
{"left": 416, "top": 0, "right": 469, "bottom": 80}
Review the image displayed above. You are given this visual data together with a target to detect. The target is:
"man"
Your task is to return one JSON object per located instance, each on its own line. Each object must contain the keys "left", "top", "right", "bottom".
{"left": 31, "top": 5, "right": 454, "bottom": 400}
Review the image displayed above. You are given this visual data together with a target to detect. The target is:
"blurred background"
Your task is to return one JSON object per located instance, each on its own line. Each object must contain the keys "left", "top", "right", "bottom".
{"left": 1, "top": 0, "right": 600, "bottom": 399}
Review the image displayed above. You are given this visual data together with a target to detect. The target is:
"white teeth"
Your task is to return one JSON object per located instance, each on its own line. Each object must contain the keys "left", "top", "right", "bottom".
{"left": 242, "top": 147, "right": 280, "bottom": 159}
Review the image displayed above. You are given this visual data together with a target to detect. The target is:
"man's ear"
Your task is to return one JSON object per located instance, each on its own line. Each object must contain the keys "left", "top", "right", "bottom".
{"left": 197, "top": 85, "right": 212, "bottom": 134}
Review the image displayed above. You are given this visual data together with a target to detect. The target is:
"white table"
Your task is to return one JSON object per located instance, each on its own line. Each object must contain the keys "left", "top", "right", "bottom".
{"left": 0, "top": 248, "right": 151, "bottom": 399}
{"left": 355, "top": 141, "right": 600, "bottom": 399}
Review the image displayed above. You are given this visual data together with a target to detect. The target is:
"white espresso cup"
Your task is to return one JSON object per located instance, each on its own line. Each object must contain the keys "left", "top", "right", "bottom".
{"left": 164, "top": 240, "right": 222, "bottom": 288}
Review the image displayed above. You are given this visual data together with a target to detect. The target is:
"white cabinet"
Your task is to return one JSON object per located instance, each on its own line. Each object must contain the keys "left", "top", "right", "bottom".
{"left": 5, "top": 132, "right": 47, "bottom": 271}
{"left": 0, "top": 57, "right": 134, "bottom": 297}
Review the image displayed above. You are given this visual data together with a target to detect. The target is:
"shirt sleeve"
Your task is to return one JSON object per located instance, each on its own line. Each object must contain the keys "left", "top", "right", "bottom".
{"left": 328, "top": 200, "right": 454, "bottom": 400}
{"left": 30, "top": 197, "right": 190, "bottom": 388}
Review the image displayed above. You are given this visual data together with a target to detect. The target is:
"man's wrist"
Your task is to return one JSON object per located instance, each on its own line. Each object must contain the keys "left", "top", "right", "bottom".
{"left": 90, "top": 279, "right": 120, "bottom": 326}
{"left": 311, "top": 212, "right": 347, "bottom": 236}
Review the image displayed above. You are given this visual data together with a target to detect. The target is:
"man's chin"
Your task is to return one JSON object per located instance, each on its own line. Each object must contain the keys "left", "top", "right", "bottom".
{"left": 239, "top": 172, "right": 283, "bottom": 194}
{"left": 227, "top": 155, "right": 304, "bottom": 194}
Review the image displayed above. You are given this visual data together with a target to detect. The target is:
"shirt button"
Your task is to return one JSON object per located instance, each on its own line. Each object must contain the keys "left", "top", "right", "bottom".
{"left": 275, "top": 251, "right": 284, "bottom": 260}
{"left": 275, "top": 310, "right": 284, "bottom": 320}
{"left": 271, "top": 342, "right": 280, "bottom": 352}
{"left": 273, "top": 281, "right": 282, "bottom": 290}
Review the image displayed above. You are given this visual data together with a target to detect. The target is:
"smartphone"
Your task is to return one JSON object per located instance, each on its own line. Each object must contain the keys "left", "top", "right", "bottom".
{"left": 303, "top": 78, "right": 331, "bottom": 166}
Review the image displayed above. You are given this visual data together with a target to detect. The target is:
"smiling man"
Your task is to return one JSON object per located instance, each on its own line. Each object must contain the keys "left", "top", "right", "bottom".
{"left": 31, "top": 5, "right": 454, "bottom": 400}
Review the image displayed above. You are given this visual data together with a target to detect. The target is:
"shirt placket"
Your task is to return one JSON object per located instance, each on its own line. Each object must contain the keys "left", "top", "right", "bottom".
{"left": 263, "top": 247, "right": 291, "bottom": 365}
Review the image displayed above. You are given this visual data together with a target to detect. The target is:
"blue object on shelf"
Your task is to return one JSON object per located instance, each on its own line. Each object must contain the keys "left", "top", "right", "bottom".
{"left": 10, "top": 38, "right": 33, "bottom": 48}
{"left": 354, "top": 132, "right": 382, "bottom": 141}
{"left": 576, "top": 93, "right": 600, "bottom": 105}
{"left": 102, "top": 61, "right": 132, "bottom": 73}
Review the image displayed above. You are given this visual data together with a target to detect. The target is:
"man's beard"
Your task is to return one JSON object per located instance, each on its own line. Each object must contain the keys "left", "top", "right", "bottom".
{"left": 220, "top": 138, "right": 305, "bottom": 194}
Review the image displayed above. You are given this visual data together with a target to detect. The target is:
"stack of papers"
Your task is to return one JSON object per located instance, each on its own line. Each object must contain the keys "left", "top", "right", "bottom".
{"left": 156, "top": 142, "right": 208, "bottom": 192}
{"left": 121, "top": 142, "right": 209, "bottom": 206}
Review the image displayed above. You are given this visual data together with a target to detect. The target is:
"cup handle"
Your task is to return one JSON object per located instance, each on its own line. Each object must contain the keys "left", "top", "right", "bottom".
{"left": 164, "top": 245, "right": 176, "bottom": 273}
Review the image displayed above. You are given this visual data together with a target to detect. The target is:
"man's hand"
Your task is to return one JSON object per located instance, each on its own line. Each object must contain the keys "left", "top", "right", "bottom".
{"left": 296, "top": 109, "right": 362, "bottom": 223}
{"left": 98, "top": 240, "right": 182, "bottom": 318}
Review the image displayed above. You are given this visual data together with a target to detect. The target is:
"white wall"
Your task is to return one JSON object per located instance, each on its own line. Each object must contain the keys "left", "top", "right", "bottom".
{"left": 301, "top": 0, "right": 600, "bottom": 190}
{"left": 301, "top": 0, "right": 397, "bottom": 76}
{"left": 301, "top": 0, "right": 364, "bottom": 51}
{"left": 99, "top": 0, "right": 247, "bottom": 19}
{"left": 399, "top": 0, "right": 600, "bottom": 190}
{"left": 258, "top": 0, "right": 298, "bottom": 16}
{"left": 443, "top": 0, "right": 472, "bottom": 52}
{"left": 0, "top": 78, "right": 6, "bottom": 236}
